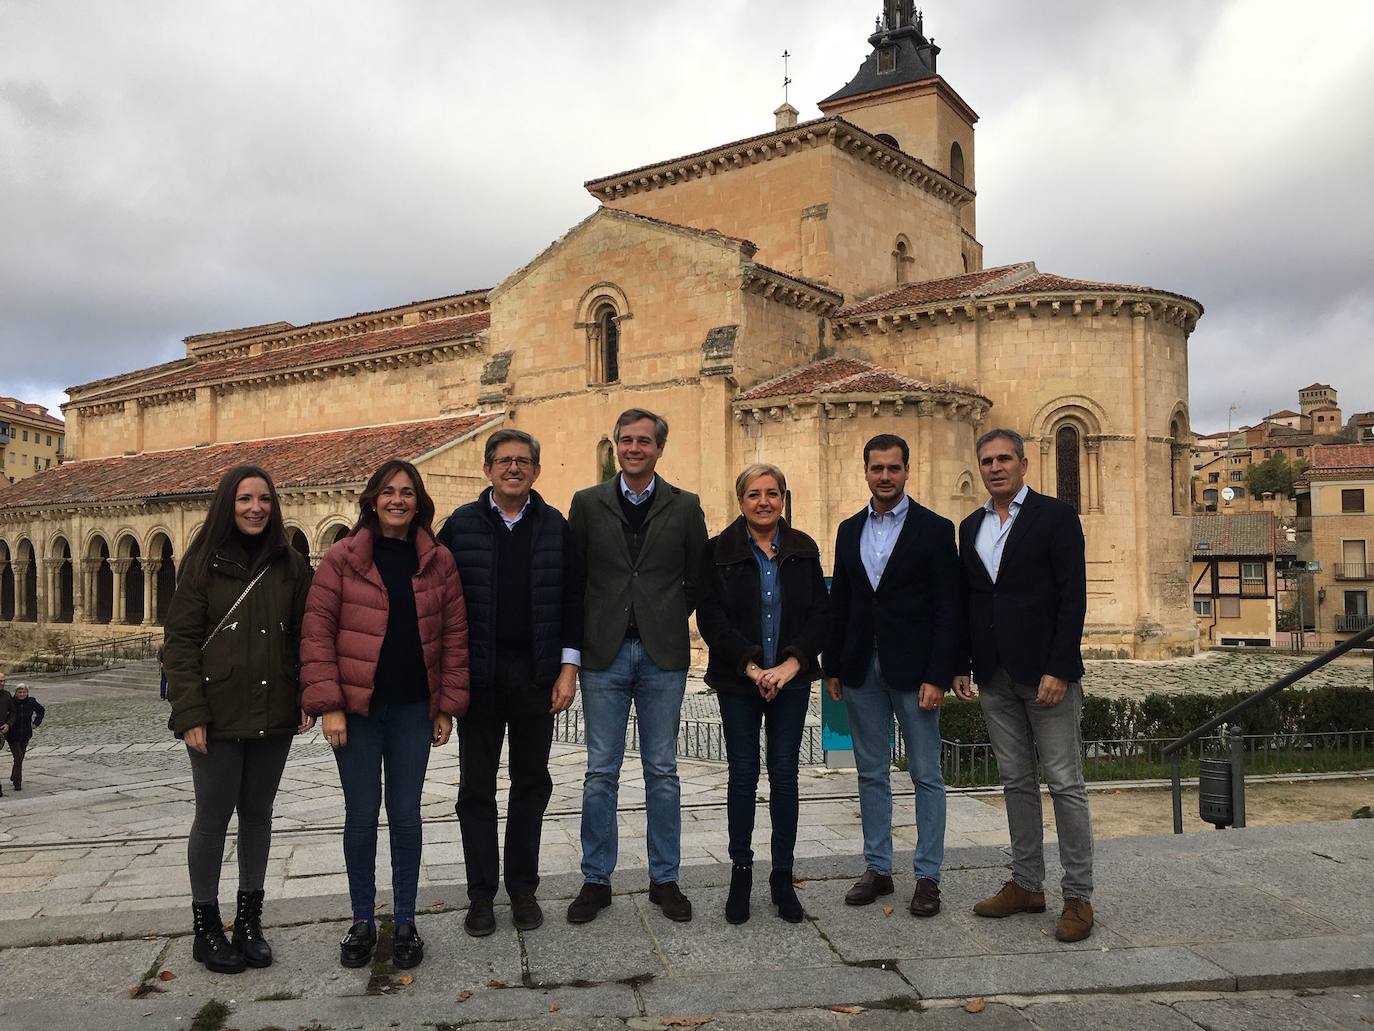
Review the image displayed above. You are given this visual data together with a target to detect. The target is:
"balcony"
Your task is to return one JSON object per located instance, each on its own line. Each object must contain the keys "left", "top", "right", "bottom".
{"left": 1336, "top": 613, "right": 1374, "bottom": 633}
{"left": 1335, "top": 563, "right": 1372, "bottom": 580}
{"left": 1239, "top": 581, "right": 1269, "bottom": 597}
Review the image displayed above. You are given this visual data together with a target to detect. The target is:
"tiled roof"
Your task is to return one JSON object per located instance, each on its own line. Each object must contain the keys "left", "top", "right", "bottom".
{"left": 1311, "top": 445, "right": 1374, "bottom": 470}
{"left": 1192, "top": 513, "right": 1274, "bottom": 557}
{"left": 1265, "top": 409, "right": 1301, "bottom": 419}
{"left": 0, "top": 414, "right": 498, "bottom": 510}
{"left": 836, "top": 262, "right": 1203, "bottom": 318}
{"left": 1299, "top": 383, "right": 1334, "bottom": 392}
{"left": 79, "top": 311, "right": 490, "bottom": 404}
{"left": 735, "top": 355, "right": 981, "bottom": 403}
{"left": 0, "top": 398, "right": 64, "bottom": 430}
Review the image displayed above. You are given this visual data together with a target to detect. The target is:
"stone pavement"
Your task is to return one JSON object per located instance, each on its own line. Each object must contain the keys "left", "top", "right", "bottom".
{"left": 0, "top": 823, "right": 1371, "bottom": 1029}
{"left": 0, "top": 658, "right": 1372, "bottom": 1027}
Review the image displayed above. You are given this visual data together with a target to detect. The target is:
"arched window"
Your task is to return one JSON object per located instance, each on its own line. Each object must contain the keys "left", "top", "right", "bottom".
{"left": 875, "top": 132, "right": 900, "bottom": 149}
{"left": 597, "top": 438, "right": 616, "bottom": 482}
{"left": 950, "top": 141, "right": 966, "bottom": 186}
{"left": 892, "top": 235, "right": 913, "bottom": 286}
{"left": 599, "top": 301, "right": 626, "bottom": 384}
{"left": 1055, "top": 424, "right": 1081, "bottom": 513}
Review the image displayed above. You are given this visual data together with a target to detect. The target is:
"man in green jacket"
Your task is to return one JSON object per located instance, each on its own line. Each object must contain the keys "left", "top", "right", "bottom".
{"left": 565, "top": 408, "right": 708, "bottom": 924}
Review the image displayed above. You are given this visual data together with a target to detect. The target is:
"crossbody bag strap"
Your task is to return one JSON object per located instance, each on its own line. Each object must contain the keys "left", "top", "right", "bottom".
{"left": 202, "top": 565, "right": 270, "bottom": 652}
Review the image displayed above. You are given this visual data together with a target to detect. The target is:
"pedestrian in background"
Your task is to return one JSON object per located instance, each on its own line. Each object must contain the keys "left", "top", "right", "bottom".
{"left": 302, "top": 459, "right": 469, "bottom": 971}
{"left": 0, "top": 672, "right": 14, "bottom": 798}
{"left": 696, "top": 463, "right": 827, "bottom": 924}
{"left": 5, "top": 680, "right": 45, "bottom": 791}
{"left": 163, "top": 464, "right": 315, "bottom": 974}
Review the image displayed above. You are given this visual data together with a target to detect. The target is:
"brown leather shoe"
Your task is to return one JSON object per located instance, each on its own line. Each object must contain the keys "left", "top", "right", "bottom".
{"left": 1055, "top": 898, "right": 1094, "bottom": 942}
{"left": 843, "top": 870, "right": 894, "bottom": 906}
{"left": 973, "top": 880, "right": 1047, "bottom": 918}
{"left": 909, "top": 877, "right": 941, "bottom": 917}
{"left": 565, "top": 882, "right": 612, "bottom": 925}
{"left": 648, "top": 880, "right": 693, "bottom": 922}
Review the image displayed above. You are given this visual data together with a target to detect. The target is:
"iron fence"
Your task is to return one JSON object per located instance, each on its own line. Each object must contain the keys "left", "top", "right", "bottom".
{"left": 16, "top": 631, "right": 162, "bottom": 673}
{"left": 553, "top": 711, "right": 1374, "bottom": 788}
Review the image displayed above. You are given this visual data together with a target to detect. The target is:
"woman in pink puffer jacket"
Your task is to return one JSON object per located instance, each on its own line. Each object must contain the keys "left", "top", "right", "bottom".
{"left": 301, "top": 459, "right": 468, "bottom": 971}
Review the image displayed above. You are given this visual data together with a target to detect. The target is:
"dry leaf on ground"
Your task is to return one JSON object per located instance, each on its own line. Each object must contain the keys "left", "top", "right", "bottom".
{"left": 397, "top": 975, "right": 414, "bottom": 985}
{"left": 487, "top": 978, "right": 509, "bottom": 988}
{"left": 157, "top": 970, "right": 176, "bottom": 981}
{"left": 660, "top": 1019, "right": 712, "bottom": 1027}
{"left": 965, "top": 997, "right": 987, "bottom": 1013}
{"left": 549, "top": 1002, "right": 561, "bottom": 1012}
{"left": 457, "top": 990, "right": 473, "bottom": 1003}
{"left": 882, "top": 905, "right": 894, "bottom": 917}
{"left": 830, "top": 1005, "right": 865, "bottom": 1014}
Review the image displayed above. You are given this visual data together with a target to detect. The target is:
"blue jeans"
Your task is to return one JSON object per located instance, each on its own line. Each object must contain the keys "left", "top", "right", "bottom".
{"left": 333, "top": 700, "right": 433, "bottom": 924}
{"left": 578, "top": 638, "right": 686, "bottom": 885}
{"left": 717, "top": 686, "right": 809, "bottom": 869}
{"left": 843, "top": 653, "right": 945, "bottom": 880}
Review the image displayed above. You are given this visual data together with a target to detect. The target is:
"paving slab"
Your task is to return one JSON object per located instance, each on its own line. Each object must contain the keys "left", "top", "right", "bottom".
{"left": 1173, "top": 995, "right": 1352, "bottom": 1030}
{"left": 852, "top": 1005, "right": 1037, "bottom": 1030}
{"left": 0, "top": 999, "right": 194, "bottom": 1031}
{"left": 898, "top": 944, "right": 1236, "bottom": 998}
{"left": 1099, "top": 884, "right": 1338, "bottom": 947}
{"left": 639, "top": 965, "right": 910, "bottom": 1015}
{"left": 1020, "top": 997, "right": 1204, "bottom": 1030}
{"left": 1192, "top": 933, "right": 1374, "bottom": 989}
{"left": 0, "top": 938, "right": 165, "bottom": 1001}
{"left": 639, "top": 886, "right": 836, "bottom": 974}
{"left": 523, "top": 894, "right": 665, "bottom": 985}
{"left": 1292, "top": 987, "right": 1374, "bottom": 1026}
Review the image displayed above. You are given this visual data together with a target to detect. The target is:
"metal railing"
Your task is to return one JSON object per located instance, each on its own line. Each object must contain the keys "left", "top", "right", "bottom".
{"left": 1162, "top": 619, "right": 1374, "bottom": 833}
{"left": 1239, "top": 581, "right": 1269, "bottom": 597}
{"left": 1335, "top": 563, "right": 1372, "bottom": 581}
{"left": 16, "top": 631, "right": 162, "bottom": 673}
{"left": 1337, "top": 613, "right": 1374, "bottom": 633}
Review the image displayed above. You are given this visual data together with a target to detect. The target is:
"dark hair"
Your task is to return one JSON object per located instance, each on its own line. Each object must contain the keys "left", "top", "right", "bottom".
{"left": 863, "top": 433, "right": 910, "bottom": 466}
{"left": 180, "top": 464, "right": 287, "bottom": 582}
{"left": 483, "top": 428, "right": 541, "bottom": 466}
{"left": 352, "top": 460, "right": 435, "bottom": 538}
{"left": 614, "top": 408, "right": 669, "bottom": 447}
{"left": 976, "top": 427, "right": 1026, "bottom": 460}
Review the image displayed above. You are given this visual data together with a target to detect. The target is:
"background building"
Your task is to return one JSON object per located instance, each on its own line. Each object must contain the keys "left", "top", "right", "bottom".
{"left": 0, "top": 397, "right": 64, "bottom": 484}
{"left": 0, "top": 9, "right": 1204, "bottom": 659}
{"left": 1297, "top": 444, "right": 1374, "bottom": 645}
{"left": 1191, "top": 513, "right": 1279, "bottom": 647}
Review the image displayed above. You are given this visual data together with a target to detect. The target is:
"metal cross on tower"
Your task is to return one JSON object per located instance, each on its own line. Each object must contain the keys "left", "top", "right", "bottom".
{"left": 782, "top": 50, "right": 792, "bottom": 104}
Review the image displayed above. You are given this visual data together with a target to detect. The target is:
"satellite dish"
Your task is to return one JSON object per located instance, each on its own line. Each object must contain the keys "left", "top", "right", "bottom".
{"left": 1221, "top": 487, "right": 1236, "bottom": 502}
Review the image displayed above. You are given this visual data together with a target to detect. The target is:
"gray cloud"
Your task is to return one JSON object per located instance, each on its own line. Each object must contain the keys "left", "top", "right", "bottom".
{"left": 2, "top": 0, "right": 1371, "bottom": 432}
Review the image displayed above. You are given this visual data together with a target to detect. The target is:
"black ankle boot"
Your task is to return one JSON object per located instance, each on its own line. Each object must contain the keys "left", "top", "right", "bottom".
{"left": 770, "top": 868, "right": 804, "bottom": 923}
{"left": 725, "top": 863, "right": 752, "bottom": 925}
{"left": 192, "top": 902, "right": 246, "bottom": 974}
{"left": 231, "top": 889, "right": 272, "bottom": 968}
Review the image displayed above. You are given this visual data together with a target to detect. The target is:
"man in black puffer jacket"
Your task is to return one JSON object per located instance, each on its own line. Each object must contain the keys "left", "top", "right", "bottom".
{"left": 437, "top": 428, "right": 583, "bottom": 938}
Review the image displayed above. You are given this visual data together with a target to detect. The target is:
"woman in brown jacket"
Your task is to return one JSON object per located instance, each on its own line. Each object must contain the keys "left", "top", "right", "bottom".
{"left": 301, "top": 459, "right": 469, "bottom": 971}
{"left": 163, "top": 464, "right": 314, "bottom": 975}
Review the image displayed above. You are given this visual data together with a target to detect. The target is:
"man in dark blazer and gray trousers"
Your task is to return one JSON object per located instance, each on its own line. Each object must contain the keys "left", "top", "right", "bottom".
{"left": 953, "top": 427, "right": 1095, "bottom": 943}
{"left": 565, "top": 408, "right": 708, "bottom": 925}
{"left": 825, "top": 433, "right": 961, "bottom": 918}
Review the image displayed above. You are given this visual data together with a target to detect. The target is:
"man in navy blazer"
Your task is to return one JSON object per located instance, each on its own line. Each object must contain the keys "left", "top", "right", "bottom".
{"left": 953, "top": 427, "right": 1094, "bottom": 943}
{"left": 825, "top": 433, "right": 960, "bottom": 917}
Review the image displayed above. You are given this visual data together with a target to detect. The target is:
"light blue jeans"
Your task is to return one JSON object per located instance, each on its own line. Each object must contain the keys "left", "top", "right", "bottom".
{"left": 843, "top": 652, "right": 946, "bottom": 880}
{"left": 578, "top": 639, "right": 687, "bottom": 885}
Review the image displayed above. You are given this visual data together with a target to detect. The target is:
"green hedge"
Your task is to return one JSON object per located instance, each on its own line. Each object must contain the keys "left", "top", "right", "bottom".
{"left": 938, "top": 685, "right": 1374, "bottom": 743}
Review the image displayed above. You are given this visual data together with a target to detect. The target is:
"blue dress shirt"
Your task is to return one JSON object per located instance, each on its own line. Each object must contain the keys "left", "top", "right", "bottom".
{"left": 974, "top": 484, "right": 1029, "bottom": 583}
{"left": 860, "top": 494, "right": 911, "bottom": 590}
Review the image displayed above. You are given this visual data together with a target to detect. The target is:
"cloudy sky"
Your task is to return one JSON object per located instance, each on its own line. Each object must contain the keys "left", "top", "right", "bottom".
{"left": 2, "top": 0, "right": 1371, "bottom": 434}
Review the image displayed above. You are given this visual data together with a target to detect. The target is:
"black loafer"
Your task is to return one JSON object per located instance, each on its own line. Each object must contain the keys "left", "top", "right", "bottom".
{"left": 648, "top": 880, "right": 693, "bottom": 922}
{"left": 464, "top": 899, "right": 496, "bottom": 937}
{"left": 392, "top": 922, "right": 424, "bottom": 969}
{"left": 511, "top": 895, "right": 544, "bottom": 931}
{"left": 339, "top": 921, "right": 376, "bottom": 968}
{"left": 566, "top": 882, "right": 612, "bottom": 924}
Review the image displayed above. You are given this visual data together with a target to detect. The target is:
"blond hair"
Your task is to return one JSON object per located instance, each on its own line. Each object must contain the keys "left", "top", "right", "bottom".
{"left": 735, "top": 463, "right": 787, "bottom": 499}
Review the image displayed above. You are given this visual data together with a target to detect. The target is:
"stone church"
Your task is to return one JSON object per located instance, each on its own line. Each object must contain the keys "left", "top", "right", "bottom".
{"left": 0, "top": 6, "right": 1202, "bottom": 659}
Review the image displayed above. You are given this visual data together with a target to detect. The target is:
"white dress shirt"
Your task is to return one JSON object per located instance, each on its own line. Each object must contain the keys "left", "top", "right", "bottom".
{"left": 487, "top": 492, "right": 579, "bottom": 667}
{"left": 974, "top": 484, "right": 1029, "bottom": 583}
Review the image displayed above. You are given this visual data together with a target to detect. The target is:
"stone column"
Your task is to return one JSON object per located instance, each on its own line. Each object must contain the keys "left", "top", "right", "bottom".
{"left": 143, "top": 559, "right": 162, "bottom": 626}
{"left": 43, "top": 558, "right": 62, "bottom": 622}
{"left": 12, "top": 560, "right": 31, "bottom": 622}
{"left": 1085, "top": 438, "right": 1102, "bottom": 514}
{"left": 111, "top": 558, "right": 130, "bottom": 625}
{"left": 1037, "top": 437, "right": 1052, "bottom": 495}
{"left": 79, "top": 558, "right": 99, "bottom": 624}
{"left": 1130, "top": 303, "right": 1153, "bottom": 624}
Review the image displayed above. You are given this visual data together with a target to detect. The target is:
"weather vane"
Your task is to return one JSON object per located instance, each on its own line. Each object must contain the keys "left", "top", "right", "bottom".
{"left": 782, "top": 50, "right": 792, "bottom": 104}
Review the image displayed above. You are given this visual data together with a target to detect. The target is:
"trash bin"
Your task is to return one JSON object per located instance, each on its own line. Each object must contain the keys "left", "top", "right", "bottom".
{"left": 1198, "top": 757, "right": 1234, "bottom": 829}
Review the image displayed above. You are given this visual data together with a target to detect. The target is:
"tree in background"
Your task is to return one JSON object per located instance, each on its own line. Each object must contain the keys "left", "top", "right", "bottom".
{"left": 1246, "top": 454, "right": 1308, "bottom": 498}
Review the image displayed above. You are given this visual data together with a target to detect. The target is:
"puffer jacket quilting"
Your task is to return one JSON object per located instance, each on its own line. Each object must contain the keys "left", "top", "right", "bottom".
{"left": 299, "top": 527, "right": 470, "bottom": 719}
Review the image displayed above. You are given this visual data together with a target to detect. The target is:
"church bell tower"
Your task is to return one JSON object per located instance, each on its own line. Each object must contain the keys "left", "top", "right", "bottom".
{"left": 818, "top": 4, "right": 979, "bottom": 237}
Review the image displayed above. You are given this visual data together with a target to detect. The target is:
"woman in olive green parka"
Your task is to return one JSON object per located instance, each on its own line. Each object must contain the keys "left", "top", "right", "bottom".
{"left": 162, "top": 464, "right": 314, "bottom": 975}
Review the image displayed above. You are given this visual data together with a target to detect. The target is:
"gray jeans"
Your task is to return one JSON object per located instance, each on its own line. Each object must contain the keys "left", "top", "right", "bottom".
{"left": 979, "top": 669, "right": 1094, "bottom": 901}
